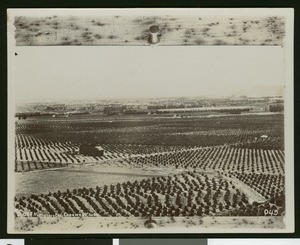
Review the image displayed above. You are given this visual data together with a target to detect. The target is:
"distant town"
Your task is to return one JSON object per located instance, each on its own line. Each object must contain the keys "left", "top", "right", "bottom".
{"left": 16, "top": 95, "right": 284, "bottom": 119}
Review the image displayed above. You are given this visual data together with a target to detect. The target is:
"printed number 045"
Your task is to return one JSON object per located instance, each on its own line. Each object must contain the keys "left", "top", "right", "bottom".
{"left": 264, "top": 209, "right": 278, "bottom": 216}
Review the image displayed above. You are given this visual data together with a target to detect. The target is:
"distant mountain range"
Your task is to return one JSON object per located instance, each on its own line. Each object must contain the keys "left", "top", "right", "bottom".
{"left": 233, "top": 84, "right": 284, "bottom": 97}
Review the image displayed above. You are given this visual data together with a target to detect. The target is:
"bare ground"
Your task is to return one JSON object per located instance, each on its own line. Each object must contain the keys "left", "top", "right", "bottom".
{"left": 14, "top": 215, "right": 285, "bottom": 233}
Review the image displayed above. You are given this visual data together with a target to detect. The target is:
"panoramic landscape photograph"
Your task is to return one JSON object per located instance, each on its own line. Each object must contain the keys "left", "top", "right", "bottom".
{"left": 7, "top": 9, "right": 293, "bottom": 233}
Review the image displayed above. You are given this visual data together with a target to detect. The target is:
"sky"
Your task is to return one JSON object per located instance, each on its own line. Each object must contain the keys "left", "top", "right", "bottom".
{"left": 11, "top": 45, "right": 284, "bottom": 103}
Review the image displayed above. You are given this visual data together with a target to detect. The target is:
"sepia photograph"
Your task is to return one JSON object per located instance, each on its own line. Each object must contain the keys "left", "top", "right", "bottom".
{"left": 7, "top": 8, "right": 294, "bottom": 233}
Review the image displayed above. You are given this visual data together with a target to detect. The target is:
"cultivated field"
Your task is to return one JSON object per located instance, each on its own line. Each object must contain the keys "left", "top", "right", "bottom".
{"left": 13, "top": 113, "right": 285, "bottom": 231}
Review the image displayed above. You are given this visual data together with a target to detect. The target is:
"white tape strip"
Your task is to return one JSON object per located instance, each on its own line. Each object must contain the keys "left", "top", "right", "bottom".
{"left": 113, "top": 239, "right": 119, "bottom": 245}
{"left": 0, "top": 240, "right": 24, "bottom": 245}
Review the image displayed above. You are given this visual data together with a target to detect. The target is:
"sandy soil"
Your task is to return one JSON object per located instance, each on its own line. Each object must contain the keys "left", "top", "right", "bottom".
{"left": 14, "top": 215, "right": 285, "bottom": 233}
{"left": 13, "top": 15, "right": 285, "bottom": 46}
{"left": 15, "top": 164, "right": 183, "bottom": 197}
